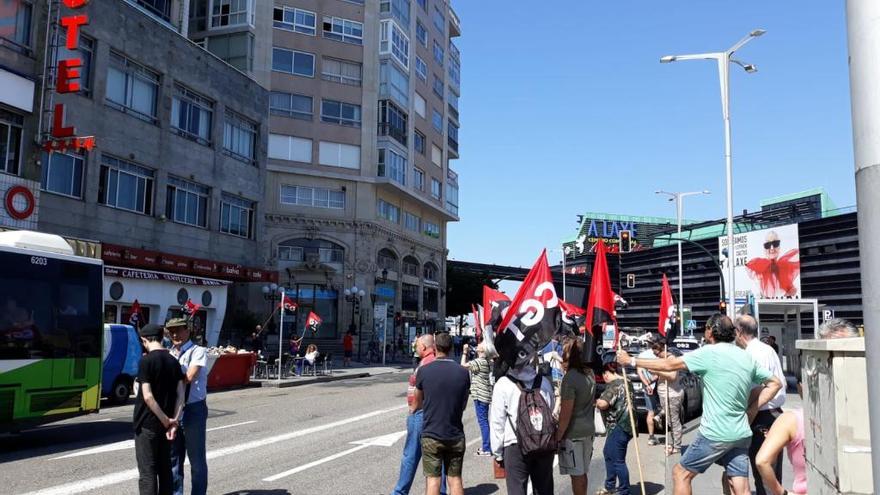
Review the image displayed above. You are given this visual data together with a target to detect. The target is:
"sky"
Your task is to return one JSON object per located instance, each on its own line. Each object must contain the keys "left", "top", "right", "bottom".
{"left": 446, "top": 0, "right": 855, "bottom": 269}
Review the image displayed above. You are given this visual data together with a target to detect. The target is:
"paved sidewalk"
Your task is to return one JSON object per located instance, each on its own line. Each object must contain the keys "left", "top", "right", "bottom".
{"left": 251, "top": 361, "right": 410, "bottom": 388}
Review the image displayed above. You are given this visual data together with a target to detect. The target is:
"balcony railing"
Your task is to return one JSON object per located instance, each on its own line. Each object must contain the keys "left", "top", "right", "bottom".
{"left": 378, "top": 122, "right": 408, "bottom": 146}
{"left": 449, "top": 6, "right": 461, "bottom": 37}
{"left": 448, "top": 136, "right": 459, "bottom": 154}
{"left": 447, "top": 103, "right": 459, "bottom": 122}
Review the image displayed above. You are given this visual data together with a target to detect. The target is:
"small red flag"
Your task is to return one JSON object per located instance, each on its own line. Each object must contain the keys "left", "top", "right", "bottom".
{"left": 280, "top": 294, "right": 298, "bottom": 312}
{"left": 585, "top": 239, "right": 617, "bottom": 340}
{"left": 129, "top": 299, "right": 142, "bottom": 328}
{"left": 658, "top": 274, "right": 675, "bottom": 337}
{"left": 482, "top": 286, "right": 511, "bottom": 330}
{"left": 305, "top": 311, "right": 322, "bottom": 334}
{"left": 183, "top": 299, "right": 201, "bottom": 319}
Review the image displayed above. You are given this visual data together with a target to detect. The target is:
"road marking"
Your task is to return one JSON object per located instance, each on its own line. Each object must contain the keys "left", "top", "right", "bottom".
{"left": 206, "top": 420, "right": 257, "bottom": 432}
{"left": 29, "top": 417, "right": 115, "bottom": 432}
{"left": 264, "top": 429, "right": 407, "bottom": 482}
{"left": 23, "top": 404, "right": 407, "bottom": 495}
{"left": 51, "top": 420, "right": 259, "bottom": 460}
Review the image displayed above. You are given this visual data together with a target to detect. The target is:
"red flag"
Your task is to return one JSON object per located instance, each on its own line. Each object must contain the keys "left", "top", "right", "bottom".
{"left": 279, "top": 294, "right": 298, "bottom": 312}
{"left": 558, "top": 299, "right": 586, "bottom": 335}
{"left": 585, "top": 239, "right": 617, "bottom": 340}
{"left": 658, "top": 274, "right": 675, "bottom": 337}
{"left": 305, "top": 311, "right": 322, "bottom": 334}
{"left": 129, "top": 299, "right": 142, "bottom": 328}
{"left": 495, "top": 250, "right": 560, "bottom": 369}
{"left": 183, "top": 299, "right": 201, "bottom": 319}
{"left": 482, "top": 286, "right": 511, "bottom": 330}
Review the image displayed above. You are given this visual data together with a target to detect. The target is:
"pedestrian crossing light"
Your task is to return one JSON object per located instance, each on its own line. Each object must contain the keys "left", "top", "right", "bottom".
{"left": 619, "top": 230, "right": 632, "bottom": 253}
{"left": 626, "top": 273, "right": 636, "bottom": 288}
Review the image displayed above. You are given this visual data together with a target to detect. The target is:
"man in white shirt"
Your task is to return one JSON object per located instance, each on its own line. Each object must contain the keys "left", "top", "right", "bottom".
{"left": 636, "top": 334, "right": 660, "bottom": 446}
{"left": 735, "top": 315, "right": 786, "bottom": 495}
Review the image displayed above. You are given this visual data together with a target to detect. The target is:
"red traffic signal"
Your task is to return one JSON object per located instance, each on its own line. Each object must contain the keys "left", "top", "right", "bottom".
{"left": 619, "top": 230, "right": 632, "bottom": 253}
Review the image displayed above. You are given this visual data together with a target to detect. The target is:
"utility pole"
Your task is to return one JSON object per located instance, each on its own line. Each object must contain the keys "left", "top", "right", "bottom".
{"left": 846, "top": 0, "right": 880, "bottom": 491}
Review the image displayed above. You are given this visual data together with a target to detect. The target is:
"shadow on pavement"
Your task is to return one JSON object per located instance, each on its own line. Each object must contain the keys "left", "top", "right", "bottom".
{"left": 464, "top": 483, "right": 500, "bottom": 494}
{"left": 634, "top": 481, "right": 665, "bottom": 494}
{"left": 0, "top": 420, "right": 134, "bottom": 461}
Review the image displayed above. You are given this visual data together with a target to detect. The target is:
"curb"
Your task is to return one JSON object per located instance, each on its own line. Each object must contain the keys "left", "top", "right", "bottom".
{"left": 251, "top": 368, "right": 405, "bottom": 389}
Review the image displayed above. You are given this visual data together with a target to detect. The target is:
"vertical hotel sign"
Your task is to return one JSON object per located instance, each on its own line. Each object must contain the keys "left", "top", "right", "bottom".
{"left": 43, "top": 0, "right": 95, "bottom": 153}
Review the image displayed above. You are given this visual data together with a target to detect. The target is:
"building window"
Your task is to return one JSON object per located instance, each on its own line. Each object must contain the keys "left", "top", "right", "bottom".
{"left": 269, "top": 133, "right": 312, "bottom": 163}
{"left": 272, "top": 6, "right": 315, "bottom": 34}
{"left": 280, "top": 185, "right": 345, "bottom": 209}
{"left": 0, "top": 110, "right": 23, "bottom": 175}
{"left": 432, "top": 109, "right": 443, "bottom": 133}
{"left": 211, "top": 0, "right": 253, "bottom": 28}
{"left": 448, "top": 48, "right": 461, "bottom": 86}
{"left": 416, "top": 0, "right": 427, "bottom": 10}
{"left": 322, "top": 16, "right": 363, "bottom": 45}
{"left": 432, "top": 75, "right": 444, "bottom": 99}
{"left": 414, "top": 130, "right": 426, "bottom": 155}
{"left": 380, "top": 0, "right": 410, "bottom": 26}
{"left": 378, "top": 100, "right": 408, "bottom": 146}
{"left": 402, "top": 283, "right": 419, "bottom": 311}
{"left": 432, "top": 4, "right": 445, "bottom": 33}
{"left": 220, "top": 193, "right": 254, "bottom": 238}
{"left": 166, "top": 176, "right": 209, "bottom": 228}
{"left": 415, "top": 20, "right": 427, "bottom": 47}
{"left": 404, "top": 211, "right": 421, "bottom": 232}
{"left": 433, "top": 40, "right": 444, "bottom": 65}
{"left": 171, "top": 84, "right": 213, "bottom": 145}
{"left": 106, "top": 50, "right": 159, "bottom": 123}
{"left": 378, "top": 248, "right": 398, "bottom": 271}
{"left": 223, "top": 112, "right": 257, "bottom": 163}
{"left": 378, "top": 148, "right": 407, "bottom": 185}
{"left": 321, "top": 99, "right": 361, "bottom": 127}
{"left": 379, "top": 60, "right": 409, "bottom": 106}
{"left": 413, "top": 168, "right": 425, "bottom": 191}
{"left": 58, "top": 33, "right": 94, "bottom": 95}
{"left": 446, "top": 181, "right": 459, "bottom": 215}
{"left": 278, "top": 245, "right": 304, "bottom": 261}
{"left": 414, "top": 93, "right": 426, "bottom": 118}
{"left": 424, "top": 262, "right": 438, "bottom": 281}
{"left": 377, "top": 199, "right": 400, "bottom": 223}
{"left": 319, "top": 141, "right": 360, "bottom": 169}
{"left": 321, "top": 57, "right": 362, "bottom": 86}
{"left": 431, "top": 144, "right": 442, "bottom": 167}
{"left": 0, "top": 0, "right": 31, "bottom": 48}
{"left": 423, "top": 287, "right": 438, "bottom": 312}
{"left": 415, "top": 56, "right": 428, "bottom": 82}
{"left": 99, "top": 155, "right": 155, "bottom": 215}
{"left": 40, "top": 152, "right": 83, "bottom": 198}
{"left": 207, "top": 32, "right": 254, "bottom": 72}
{"left": 431, "top": 178, "right": 441, "bottom": 199}
{"left": 270, "top": 92, "right": 312, "bottom": 121}
{"left": 272, "top": 47, "right": 315, "bottom": 77}
{"left": 424, "top": 221, "right": 440, "bottom": 238}
{"left": 402, "top": 256, "right": 419, "bottom": 277}
{"left": 134, "top": 0, "right": 170, "bottom": 20}
{"left": 448, "top": 120, "right": 459, "bottom": 152}
{"left": 379, "top": 19, "right": 409, "bottom": 69}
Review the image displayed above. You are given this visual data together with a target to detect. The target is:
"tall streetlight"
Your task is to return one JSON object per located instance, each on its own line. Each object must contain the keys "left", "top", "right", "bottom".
{"left": 550, "top": 247, "right": 573, "bottom": 300}
{"left": 344, "top": 285, "right": 366, "bottom": 360}
{"left": 656, "top": 190, "right": 710, "bottom": 334}
{"left": 660, "top": 29, "right": 765, "bottom": 317}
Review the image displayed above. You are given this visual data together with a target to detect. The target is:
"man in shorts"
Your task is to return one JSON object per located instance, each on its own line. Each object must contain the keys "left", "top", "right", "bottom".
{"left": 617, "top": 314, "right": 783, "bottom": 495}
{"left": 413, "top": 333, "right": 470, "bottom": 495}
{"left": 636, "top": 333, "right": 660, "bottom": 445}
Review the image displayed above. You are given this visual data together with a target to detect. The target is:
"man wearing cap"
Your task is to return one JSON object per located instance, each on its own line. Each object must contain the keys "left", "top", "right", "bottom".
{"left": 134, "top": 323, "right": 185, "bottom": 495}
{"left": 167, "top": 318, "right": 210, "bottom": 495}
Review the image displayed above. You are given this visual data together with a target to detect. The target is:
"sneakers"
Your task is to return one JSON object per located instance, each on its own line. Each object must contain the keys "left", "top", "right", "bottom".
{"left": 595, "top": 489, "right": 617, "bottom": 495}
{"left": 647, "top": 436, "right": 659, "bottom": 446}
{"left": 474, "top": 450, "right": 493, "bottom": 457}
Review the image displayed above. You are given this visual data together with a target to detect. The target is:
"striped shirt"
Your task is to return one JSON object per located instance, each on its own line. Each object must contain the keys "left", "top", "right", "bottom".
{"left": 467, "top": 358, "right": 493, "bottom": 403}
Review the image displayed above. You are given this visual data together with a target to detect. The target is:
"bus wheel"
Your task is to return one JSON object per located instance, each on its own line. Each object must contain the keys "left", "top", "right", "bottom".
{"left": 110, "top": 378, "right": 132, "bottom": 405}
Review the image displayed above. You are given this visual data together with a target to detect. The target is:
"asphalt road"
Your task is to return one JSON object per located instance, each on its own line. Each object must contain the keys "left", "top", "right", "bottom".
{"left": 0, "top": 371, "right": 669, "bottom": 495}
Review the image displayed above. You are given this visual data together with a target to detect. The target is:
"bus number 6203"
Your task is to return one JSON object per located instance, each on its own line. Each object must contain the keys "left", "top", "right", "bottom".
{"left": 30, "top": 256, "right": 48, "bottom": 266}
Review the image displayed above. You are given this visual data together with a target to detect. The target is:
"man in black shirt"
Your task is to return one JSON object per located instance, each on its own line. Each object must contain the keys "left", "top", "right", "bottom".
{"left": 133, "top": 323, "right": 185, "bottom": 495}
{"left": 414, "top": 333, "right": 470, "bottom": 495}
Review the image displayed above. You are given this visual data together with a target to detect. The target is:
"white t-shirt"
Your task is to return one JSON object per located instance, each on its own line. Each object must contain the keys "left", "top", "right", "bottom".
{"left": 305, "top": 350, "right": 319, "bottom": 364}
{"left": 746, "top": 338, "right": 786, "bottom": 410}
{"left": 637, "top": 349, "right": 657, "bottom": 386}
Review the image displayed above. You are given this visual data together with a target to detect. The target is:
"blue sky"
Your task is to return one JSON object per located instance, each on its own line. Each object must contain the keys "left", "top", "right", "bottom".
{"left": 447, "top": 1, "right": 854, "bottom": 268}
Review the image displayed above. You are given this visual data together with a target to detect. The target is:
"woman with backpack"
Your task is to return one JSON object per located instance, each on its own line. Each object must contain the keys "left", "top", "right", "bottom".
{"left": 554, "top": 337, "right": 596, "bottom": 495}
{"left": 489, "top": 359, "right": 556, "bottom": 495}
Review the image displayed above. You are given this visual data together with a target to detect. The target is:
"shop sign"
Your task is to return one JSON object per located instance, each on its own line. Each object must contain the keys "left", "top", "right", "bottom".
{"left": 43, "top": 0, "right": 96, "bottom": 154}
{"left": 101, "top": 243, "right": 277, "bottom": 283}
{"left": 0, "top": 176, "right": 40, "bottom": 230}
{"left": 105, "top": 266, "right": 227, "bottom": 287}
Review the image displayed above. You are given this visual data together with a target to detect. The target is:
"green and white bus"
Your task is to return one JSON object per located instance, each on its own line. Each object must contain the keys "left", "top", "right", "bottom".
{"left": 0, "top": 230, "right": 104, "bottom": 432}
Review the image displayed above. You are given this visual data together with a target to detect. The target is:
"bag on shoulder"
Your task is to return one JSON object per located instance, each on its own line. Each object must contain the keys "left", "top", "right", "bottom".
{"left": 510, "top": 376, "right": 557, "bottom": 455}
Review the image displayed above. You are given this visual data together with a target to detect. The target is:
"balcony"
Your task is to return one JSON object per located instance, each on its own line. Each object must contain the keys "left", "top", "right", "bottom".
{"left": 447, "top": 103, "right": 459, "bottom": 122}
{"left": 448, "top": 136, "right": 459, "bottom": 157}
{"left": 449, "top": 6, "right": 461, "bottom": 37}
{"left": 378, "top": 123, "right": 408, "bottom": 147}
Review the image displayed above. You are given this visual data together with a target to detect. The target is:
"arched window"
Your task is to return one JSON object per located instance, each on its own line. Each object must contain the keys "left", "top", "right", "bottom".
{"left": 278, "top": 238, "right": 344, "bottom": 263}
{"left": 423, "top": 262, "right": 439, "bottom": 282}
{"left": 377, "top": 248, "right": 398, "bottom": 271}
{"left": 402, "top": 255, "right": 420, "bottom": 277}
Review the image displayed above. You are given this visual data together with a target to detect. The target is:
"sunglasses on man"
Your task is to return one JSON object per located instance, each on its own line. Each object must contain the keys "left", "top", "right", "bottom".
{"left": 763, "top": 240, "right": 781, "bottom": 249}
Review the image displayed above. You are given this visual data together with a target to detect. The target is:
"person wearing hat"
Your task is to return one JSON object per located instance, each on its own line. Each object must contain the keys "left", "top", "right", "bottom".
{"left": 133, "top": 323, "right": 185, "bottom": 495}
{"left": 166, "top": 318, "right": 209, "bottom": 495}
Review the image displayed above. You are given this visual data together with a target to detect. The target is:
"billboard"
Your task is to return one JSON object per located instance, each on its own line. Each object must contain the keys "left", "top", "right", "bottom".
{"left": 719, "top": 224, "right": 801, "bottom": 301}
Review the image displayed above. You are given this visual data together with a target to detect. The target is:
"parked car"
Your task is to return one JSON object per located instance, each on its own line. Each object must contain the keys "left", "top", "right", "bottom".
{"left": 102, "top": 324, "right": 141, "bottom": 404}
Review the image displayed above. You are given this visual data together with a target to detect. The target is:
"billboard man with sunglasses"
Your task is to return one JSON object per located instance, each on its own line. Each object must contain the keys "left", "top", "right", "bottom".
{"left": 746, "top": 230, "right": 800, "bottom": 298}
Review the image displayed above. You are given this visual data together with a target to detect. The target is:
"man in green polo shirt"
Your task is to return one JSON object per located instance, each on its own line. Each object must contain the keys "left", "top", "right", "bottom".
{"left": 616, "top": 314, "right": 783, "bottom": 495}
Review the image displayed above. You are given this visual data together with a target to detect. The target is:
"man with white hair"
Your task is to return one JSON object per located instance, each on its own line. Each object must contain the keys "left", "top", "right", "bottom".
{"left": 818, "top": 318, "right": 859, "bottom": 339}
{"left": 462, "top": 340, "right": 494, "bottom": 456}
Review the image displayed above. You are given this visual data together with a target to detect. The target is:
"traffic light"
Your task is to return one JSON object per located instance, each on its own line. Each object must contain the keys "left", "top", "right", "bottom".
{"left": 626, "top": 273, "right": 636, "bottom": 288}
{"left": 718, "top": 300, "right": 728, "bottom": 314}
{"left": 619, "top": 230, "right": 632, "bottom": 253}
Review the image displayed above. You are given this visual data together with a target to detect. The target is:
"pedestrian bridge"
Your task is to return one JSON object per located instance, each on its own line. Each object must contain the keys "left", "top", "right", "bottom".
{"left": 447, "top": 260, "right": 589, "bottom": 288}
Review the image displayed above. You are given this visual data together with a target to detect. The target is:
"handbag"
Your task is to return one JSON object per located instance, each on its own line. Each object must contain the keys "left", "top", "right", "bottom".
{"left": 594, "top": 408, "right": 607, "bottom": 436}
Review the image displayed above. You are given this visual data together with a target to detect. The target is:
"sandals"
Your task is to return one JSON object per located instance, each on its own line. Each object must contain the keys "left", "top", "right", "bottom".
{"left": 666, "top": 446, "right": 681, "bottom": 456}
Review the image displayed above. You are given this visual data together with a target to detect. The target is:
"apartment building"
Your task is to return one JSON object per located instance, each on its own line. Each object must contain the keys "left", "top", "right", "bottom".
{"left": 0, "top": 0, "right": 271, "bottom": 346}
{"left": 195, "top": 0, "right": 463, "bottom": 349}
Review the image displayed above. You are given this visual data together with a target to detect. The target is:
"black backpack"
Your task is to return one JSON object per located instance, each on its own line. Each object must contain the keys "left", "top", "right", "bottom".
{"left": 510, "top": 376, "right": 557, "bottom": 455}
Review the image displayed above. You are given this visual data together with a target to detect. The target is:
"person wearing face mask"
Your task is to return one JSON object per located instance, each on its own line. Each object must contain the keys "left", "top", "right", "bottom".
{"left": 489, "top": 354, "right": 556, "bottom": 495}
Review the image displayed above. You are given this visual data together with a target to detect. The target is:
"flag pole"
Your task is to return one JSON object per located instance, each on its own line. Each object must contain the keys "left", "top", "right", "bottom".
{"left": 619, "top": 338, "right": 647, "bottom": 495}
{"left": 277, "top": 288, "right": 285, "bottom": 383}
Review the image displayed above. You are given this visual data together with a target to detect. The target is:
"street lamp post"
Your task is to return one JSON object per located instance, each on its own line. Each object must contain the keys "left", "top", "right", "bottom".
{"left": 344, "top": 285, "right": 366, "bottom": 361}
{"left": 656, "top": 190, "right": 710, "bottom": 334}
{"left": 660, "top": 29, "right": 765, "bottom": 317}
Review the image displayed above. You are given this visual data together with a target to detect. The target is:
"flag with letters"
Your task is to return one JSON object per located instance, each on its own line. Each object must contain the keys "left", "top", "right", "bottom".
{"left": 280, "top": 294, "right": 298, "bottom": 313}
{"left": 305, "top": 311, "right": 322, "bottom": 334}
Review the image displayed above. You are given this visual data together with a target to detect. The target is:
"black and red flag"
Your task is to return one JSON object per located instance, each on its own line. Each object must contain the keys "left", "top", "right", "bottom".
{"left": 305, "top": 311, "right": 322, "bottom": 334}
{"left": 482, "top": 286, "right": 511, "bottom": 332}
{"left": 585, "top": 239, "right": 618, "bottom": 347}
{"left": 183, "top": 299, "right": 201, "bottom": 321}
{"left": 129, "top": 299, "right": 142, "bottom": 328}
{"left": 471, "top": 303, "right": 482, "bottom": 342}
{"left": 658, "top": 273, "right": 679, "bottom": 345}
{"left": 558, "top": 299, "right": 586, "bottom": 337}
{"left": 280, "top": 294, "right": 298, "bottom": 313}
{"left": 494, "top": 250, "right": 560, "bottom": 370}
